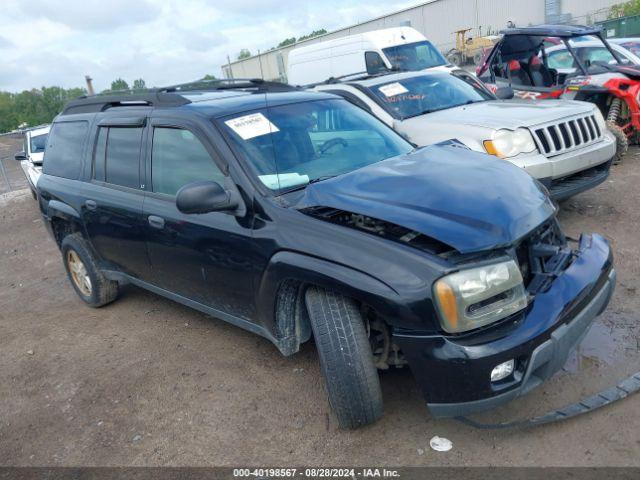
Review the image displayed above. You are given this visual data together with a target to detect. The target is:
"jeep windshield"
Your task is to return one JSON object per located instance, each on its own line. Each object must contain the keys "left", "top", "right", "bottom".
{"left": 382, "top": 40, "right": 447, "bottom": 71}
{"left": 368, "top": 72, "right": 493, "bottom": 119}
{"left": 220, "top": 98, "right": 413, "bottom": 193}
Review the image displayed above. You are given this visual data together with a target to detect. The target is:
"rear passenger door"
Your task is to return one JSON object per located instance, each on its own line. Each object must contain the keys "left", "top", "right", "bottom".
{"left": 143, "top": 118, "right": 257, "bottom": 319}
{"left": 82, "top": 115, "right": 151, "bottom": 279}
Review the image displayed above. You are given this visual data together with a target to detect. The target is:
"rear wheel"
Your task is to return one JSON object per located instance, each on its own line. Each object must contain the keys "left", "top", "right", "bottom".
{"left": 61, "top": 233, "right": 118, "bottom": 307}
{"left": 305, "top": 286, "right": 383, "bottom": 429}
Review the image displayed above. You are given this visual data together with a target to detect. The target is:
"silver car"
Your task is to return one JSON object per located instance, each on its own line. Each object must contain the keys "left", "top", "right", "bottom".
{"left": 14, "top": 125, "right": 50, "bottom": 199}
{"left": 313, "top": 70, "right": 616, "bottom": 201}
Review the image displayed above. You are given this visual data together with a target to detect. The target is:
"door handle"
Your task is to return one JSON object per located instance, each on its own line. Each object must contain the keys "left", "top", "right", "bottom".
{"left": 148, "top": 215, "right": 165, "bottom": 229}
{"left": 85, "top": 200, "right": 97, "bottom": 211}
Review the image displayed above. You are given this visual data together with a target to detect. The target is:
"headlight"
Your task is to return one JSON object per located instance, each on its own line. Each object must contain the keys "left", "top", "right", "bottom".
{"left": 593, "top": 108, "right": 607, "bottom": 131}
{"left": 433, "top": 259, "right": 528, "bottom": 334}
{"left": 483, "top": 128, "right": 537, "bottom": 158}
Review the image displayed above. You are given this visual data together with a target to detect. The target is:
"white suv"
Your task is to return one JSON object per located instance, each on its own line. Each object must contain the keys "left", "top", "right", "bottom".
{"left": 14, "top": 125, "right": 50, "bottom": 198}
{"left": 312, "top": 70, "right": 616, "bottom": 201}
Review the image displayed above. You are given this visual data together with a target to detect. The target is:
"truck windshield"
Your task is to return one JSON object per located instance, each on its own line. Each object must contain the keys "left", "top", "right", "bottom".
{"left": 30, "top": 133, "right": 48, "bottom": 153}
{"left": 382, "top": 41, "right": 447, "bottom": 71}
{"left": 220, "top": 99, "right": 413, "bottom": 193}
{"left": 369, "top": 72, "right": 493, "bottom": 120}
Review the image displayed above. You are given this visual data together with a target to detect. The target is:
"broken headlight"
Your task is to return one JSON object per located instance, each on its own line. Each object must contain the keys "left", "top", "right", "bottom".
{"left": 433, "top": 259, "right": 528, "bottom": 334}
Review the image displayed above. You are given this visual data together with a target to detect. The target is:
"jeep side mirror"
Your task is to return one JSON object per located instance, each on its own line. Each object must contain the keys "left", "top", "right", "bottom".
{"left": 495, "top": 86, "right": 514, "bottom": 100}
{"left": 14, "top": 151, "right": 27, "bottom": 161}
{"left": 176, "top": 180, "right": 238, "bottom": 214}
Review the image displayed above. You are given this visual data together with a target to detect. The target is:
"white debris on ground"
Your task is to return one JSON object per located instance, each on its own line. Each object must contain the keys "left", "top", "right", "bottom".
{"left": 429, "top": 436, "right": 453, "bottom": 452}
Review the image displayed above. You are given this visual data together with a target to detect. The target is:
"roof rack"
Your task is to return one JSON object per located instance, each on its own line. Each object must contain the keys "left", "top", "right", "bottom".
{"left": 306, "top": 68, "right": 408, "bottom": 88}
{"left": 60, "top": 78, "right": 298, "bottom": 116}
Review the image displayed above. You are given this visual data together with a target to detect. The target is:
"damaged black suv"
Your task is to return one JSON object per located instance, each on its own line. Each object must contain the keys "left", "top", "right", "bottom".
{"left": 38, "top": 79, "right": 615, "bottom": 428}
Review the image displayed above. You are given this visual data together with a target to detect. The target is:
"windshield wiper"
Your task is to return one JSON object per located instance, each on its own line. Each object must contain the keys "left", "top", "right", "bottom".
{"left": 308, "top": 175, "right": 339, "bottom": 185}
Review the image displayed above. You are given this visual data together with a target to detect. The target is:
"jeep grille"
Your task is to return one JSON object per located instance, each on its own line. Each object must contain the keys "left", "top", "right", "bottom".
{"left": 532, "top": 114, "right": 602, "bottom": 157}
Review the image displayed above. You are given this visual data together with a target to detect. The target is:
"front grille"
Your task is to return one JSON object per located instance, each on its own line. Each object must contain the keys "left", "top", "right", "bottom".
{"left": 532, "top": 114, "right": 603, "bottom": 157}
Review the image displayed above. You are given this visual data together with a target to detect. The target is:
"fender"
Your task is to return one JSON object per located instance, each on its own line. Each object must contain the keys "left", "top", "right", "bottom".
{"left": 46, "top": 199, "right": 81, "bottom": 221}
{"left": 256, "top": 250, "right": 420, "bottom": 343}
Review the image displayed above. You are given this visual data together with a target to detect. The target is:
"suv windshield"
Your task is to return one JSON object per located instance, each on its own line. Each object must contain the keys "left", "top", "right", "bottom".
{"left": 368, "top": 73, "right": 493, "bottom": 119}
{"left": 30, "top": 133, "right": 48, "bottom": 153}
{"left": 382, "top": 41, "right": 447, "bottom": 71}
{"left": 220, "top": 98, "right": 412, "bottom": 193}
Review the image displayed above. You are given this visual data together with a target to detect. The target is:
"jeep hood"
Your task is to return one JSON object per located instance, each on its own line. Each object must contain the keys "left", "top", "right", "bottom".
{"left": 401, "top": 99, "right": 595, "bottom": 131}
{"left": 298, "top": 145, "right": 555, "bottom": 254}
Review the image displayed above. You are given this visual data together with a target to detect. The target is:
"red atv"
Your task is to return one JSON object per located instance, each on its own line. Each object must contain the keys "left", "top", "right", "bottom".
{"left": 477, "top": 24, "right": 640, "bottom": 162}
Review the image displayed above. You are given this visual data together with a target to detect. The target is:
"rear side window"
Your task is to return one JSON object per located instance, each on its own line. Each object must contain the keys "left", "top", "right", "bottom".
{"left": 93, "top": 127, "right": 142, "bottom": 189}
{"left": 151, "top": 127, "right": 225, "bottom": 196}
{"left": 43, "top": 121, "right": 89, "bottom": 179}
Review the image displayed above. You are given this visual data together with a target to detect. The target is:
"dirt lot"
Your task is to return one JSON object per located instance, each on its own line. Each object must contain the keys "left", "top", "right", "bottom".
{"left": 0, "top": 135, "right": 639, "bottom": 467}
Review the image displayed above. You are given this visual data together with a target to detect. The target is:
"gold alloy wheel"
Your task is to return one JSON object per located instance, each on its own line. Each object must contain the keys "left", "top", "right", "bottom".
{"left": 66, "top": 250, "right": 92, "bottom": 296}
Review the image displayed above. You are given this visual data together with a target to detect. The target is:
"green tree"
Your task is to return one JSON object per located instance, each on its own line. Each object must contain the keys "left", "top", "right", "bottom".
{"left": 609, "top": 0, "right": 640, "bottom": 18}
{"left": 202, "top": 74, "right": 217, "bottom": 80}
{"left": 132, "top": 78, "right": 146, "bottom": 91}
{"left": 110, "top": 78, "right": 129, "bottom": 91}
{"left": 298, "top": 29, "right": 327, "bottom": 42}
{"left": 237, "top": 49, "right": 251, "bottom": 60}
{"left": 277, "top": 37, "right": 297, "bottom": 48}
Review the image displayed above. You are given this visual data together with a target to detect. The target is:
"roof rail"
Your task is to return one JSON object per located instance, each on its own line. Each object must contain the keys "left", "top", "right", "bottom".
{"left": 61, "top": 91, "right": 190, "bottom": 115}
{"left": 159, "top": 78, "right": 298, "bottom": 93}
{"left": 60, "top": 78, "right": 298, "bottom": 115}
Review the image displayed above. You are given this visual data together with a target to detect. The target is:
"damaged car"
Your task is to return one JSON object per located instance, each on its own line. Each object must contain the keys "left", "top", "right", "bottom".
{"left": 37, "top": 79, "right": 616, "bottom": 428}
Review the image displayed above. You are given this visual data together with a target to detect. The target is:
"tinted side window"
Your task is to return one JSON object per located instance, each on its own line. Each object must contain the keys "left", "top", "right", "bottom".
{"left": 365, "top": 51, "right": 386, "bottom": 74}
{"left": 43, "top": 121, "right": 89, "bottom": 179}
{"left": 151, "top": 127, "right": 225, "bottom": 196}
{"left": 105, "top": 127, "right": 142, "bottom": 188}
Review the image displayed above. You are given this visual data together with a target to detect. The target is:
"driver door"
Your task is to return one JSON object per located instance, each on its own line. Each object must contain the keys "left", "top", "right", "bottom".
{"left": 143, "top": 117, "right": 257, "bottom": 320}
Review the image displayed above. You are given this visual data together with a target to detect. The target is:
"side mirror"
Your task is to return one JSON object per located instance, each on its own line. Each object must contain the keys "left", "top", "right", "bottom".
{"left": 495, "top": 86, "right": 514, "bottom": 100}
{"left": 14, "top": 151, "right": 27, "bottom": 161}
{"left": 176, "top": 180, "right": 238, "bottom": 214}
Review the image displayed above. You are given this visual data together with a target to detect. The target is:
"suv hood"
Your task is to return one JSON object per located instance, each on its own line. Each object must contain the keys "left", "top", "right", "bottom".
{"left": 298, "top": 145, "right": 555, "bottom": 254}
{"left": 403, "top": 99, "right": 594, "bottom": 130}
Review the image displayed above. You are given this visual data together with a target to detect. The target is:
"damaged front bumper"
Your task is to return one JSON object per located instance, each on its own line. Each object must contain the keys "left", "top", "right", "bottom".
{"left": 394, "top": 233, "right": 615, "bottom": 418}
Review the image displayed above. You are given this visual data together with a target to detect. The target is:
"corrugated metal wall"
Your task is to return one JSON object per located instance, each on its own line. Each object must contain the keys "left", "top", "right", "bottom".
{"left": 222, "top": 0, "right": 617, "bottom": 81}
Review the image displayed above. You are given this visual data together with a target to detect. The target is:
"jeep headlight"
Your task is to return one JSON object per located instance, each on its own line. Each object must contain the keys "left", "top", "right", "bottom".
{"left": 433, "top": 259, "right": 528, "bottom": 334}
{"left": 483, "top": 128, "right": 537, "bottom": 158}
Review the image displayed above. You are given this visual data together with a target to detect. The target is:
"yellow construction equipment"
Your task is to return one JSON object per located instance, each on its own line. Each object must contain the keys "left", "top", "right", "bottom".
{"left": 446, "top": 28, "right": 498, "bottom": 66}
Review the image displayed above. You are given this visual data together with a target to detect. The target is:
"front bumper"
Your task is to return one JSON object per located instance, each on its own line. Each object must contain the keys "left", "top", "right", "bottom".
{"left": 394, "top": 233, "right": 615, "bottom": 418}
{"left": 510, "top": 132, "right": 615, "bottom": 201}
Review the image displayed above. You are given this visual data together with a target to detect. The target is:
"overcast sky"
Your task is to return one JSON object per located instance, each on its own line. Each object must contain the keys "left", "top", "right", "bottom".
{"left": 0, "top": 0, "right": 416, "bottom": 92}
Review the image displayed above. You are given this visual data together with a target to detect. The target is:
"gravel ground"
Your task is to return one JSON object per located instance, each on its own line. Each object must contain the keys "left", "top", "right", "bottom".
{"left": 0, "top": 136, "right": 638, "bottom": 467}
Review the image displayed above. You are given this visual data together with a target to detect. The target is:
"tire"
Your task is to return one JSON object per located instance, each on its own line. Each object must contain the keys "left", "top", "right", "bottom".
{"left": 607, "top": 121, "right": 628, "bottom": 165}
{"left": 305, "top": 286, "right": 383, "bottom": 429}
{"left": 61, "top": 233, "right": 118, "bottom": 307}
{"left": 447, "top": 52, "right": 463, "bottom": 66}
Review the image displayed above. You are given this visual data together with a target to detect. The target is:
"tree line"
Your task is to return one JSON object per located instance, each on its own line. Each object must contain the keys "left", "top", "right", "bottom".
{"left": 0, "top": 75, "right": 216, "bottom": 133}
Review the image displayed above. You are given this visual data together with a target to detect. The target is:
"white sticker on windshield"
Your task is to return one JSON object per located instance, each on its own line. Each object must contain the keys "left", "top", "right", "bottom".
{"left": 225, "top": 112, "right": 279, "bottom": 140}
{"left": 378, "top": 82, "right": 409, "bottom": 97}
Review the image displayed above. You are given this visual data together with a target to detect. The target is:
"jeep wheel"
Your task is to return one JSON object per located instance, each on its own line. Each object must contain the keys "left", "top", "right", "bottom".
{"left": 607, "top": 121, "right": 628, "bottom": 165}
{"left": 61, "top": 233, "right": 118, "bottom": 307}
{"left": 305, "top": 286, "right": 383, "bottom": 429}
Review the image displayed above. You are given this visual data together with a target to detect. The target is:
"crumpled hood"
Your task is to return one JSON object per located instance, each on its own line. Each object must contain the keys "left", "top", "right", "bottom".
{"left": 403, "top": 99, "right": 595, "bottom": 130}
{"left": 298, "top": 145, "right": 555, "bottom": 254}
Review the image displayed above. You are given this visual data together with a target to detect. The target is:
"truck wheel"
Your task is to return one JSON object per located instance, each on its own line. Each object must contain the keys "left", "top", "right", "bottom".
{"left": 607, "top": 121, "right": 628, "bottom": 165}
{"left": 305, "top": 286, "right": 383, "bottom": 429}
{"left": 61, "top": 233, "right": 118, "bottom": 307}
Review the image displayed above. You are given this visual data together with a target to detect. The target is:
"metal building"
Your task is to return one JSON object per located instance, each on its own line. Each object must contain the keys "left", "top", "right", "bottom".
{"left": 221, "top": 0, "right": 622, "bottom": 81}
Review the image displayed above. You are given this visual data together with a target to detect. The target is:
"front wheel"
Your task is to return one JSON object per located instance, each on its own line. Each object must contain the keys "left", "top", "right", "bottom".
{"left": 305, "top": 286, "right": 383, "bottom": 429}
{"left": 607, "top": 121, "right": 628, "bottom": 165}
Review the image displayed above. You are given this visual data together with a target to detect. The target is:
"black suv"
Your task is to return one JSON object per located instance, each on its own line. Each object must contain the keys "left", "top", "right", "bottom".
{"left": 37, "top": 79, "right": 615, "bottom": 428}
